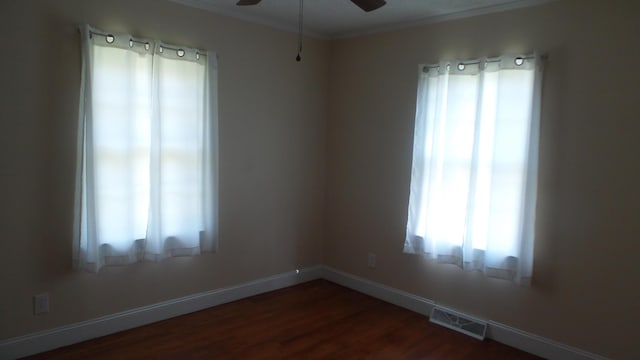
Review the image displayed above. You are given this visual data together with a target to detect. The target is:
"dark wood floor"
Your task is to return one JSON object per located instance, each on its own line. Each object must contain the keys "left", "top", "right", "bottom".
{"left": 25, "top": 280, "right": 542, "bottom": 359}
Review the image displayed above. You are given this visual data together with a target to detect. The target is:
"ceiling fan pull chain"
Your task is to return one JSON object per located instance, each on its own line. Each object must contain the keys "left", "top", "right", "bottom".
{"left": 296, "top": 0, "right": 303, "bottom": 61}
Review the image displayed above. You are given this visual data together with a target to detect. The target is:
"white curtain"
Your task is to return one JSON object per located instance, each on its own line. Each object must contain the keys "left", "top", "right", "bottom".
{"left": 404, "top": 54, "right": 543, "bottom": 285}
{"left": 73, "top": 25, "right": 218, "bottom": 272}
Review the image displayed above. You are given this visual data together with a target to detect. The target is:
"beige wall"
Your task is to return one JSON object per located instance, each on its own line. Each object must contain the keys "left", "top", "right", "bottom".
{"left": 0, "top": 0, "right": 327, "bottom": 340}
{"left": 325, "top": 0, "right": 640, "bottom": 359}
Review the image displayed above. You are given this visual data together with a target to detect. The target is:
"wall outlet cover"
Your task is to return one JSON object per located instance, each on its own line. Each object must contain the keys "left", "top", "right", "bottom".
{"left": 367, "top": 253, "right": 376, "bottom": 268}
{"left": 34, "top": 293, "right": 49, "bottom": 315}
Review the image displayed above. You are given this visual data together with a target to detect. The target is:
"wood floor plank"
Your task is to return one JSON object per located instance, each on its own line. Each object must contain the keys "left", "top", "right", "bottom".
{"left": 23, "top": 280, "right": 542, "bottom": 359}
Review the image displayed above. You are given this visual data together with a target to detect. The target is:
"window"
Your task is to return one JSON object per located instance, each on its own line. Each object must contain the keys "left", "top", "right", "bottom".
{"left": 73, "top": 25, "right": 218, "bottom": 272}
{"left": 404, "top": 55, "right": 543, "bottom": 284}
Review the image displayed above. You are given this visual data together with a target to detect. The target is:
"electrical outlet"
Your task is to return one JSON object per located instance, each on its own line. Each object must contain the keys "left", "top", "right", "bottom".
{"left": 368, "top": 253, "right": 376, "bottom": 268}
{"left": 34, "top": 293, "right": 49, "bottom": 315}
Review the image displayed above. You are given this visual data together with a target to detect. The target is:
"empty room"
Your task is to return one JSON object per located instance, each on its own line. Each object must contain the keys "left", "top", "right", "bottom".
{"left": 0, "top": 0, "right": 638, "bottom": 359}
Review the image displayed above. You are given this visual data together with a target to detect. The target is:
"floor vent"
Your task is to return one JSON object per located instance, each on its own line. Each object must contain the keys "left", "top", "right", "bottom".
{"left": 429, "top": 305, "right": 487, "bottom": 340}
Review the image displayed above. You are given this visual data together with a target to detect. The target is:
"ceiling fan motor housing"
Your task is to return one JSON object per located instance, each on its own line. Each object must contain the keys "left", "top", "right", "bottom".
{"left": 236, "top": 0, "right": 387, "bottom": 12}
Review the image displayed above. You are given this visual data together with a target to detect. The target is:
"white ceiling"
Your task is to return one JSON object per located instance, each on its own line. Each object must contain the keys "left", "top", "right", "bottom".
{"left": 170, "top": 0, "right": 555, "bottom": 38}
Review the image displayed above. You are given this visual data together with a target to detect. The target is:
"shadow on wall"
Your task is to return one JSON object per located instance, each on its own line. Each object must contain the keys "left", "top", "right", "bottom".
{"left": 530, "top": 44, "right": 569, "bottom": 293}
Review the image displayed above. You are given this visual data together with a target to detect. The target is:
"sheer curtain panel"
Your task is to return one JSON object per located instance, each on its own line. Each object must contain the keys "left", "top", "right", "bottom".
{"left": 404, "top": 54, "right": 543, "bottom": 285}
{"left": 73, "top": 25, "right": 218, "bottom": 272}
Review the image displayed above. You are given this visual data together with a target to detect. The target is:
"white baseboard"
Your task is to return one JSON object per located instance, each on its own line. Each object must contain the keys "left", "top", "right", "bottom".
{"left": 321, "top": 266, "right": 608, "bottom": 360}
{"left": 486, "top": 321, "right": 608, "bottom": 360}
{"left": 0, "top": 266, "right": 322, "bottom": 359}
{"left": 321, "top": 266, "right": 435, "bottom": 316}
{"left": 0, "top": 265, "right": 607, "bottom": 360}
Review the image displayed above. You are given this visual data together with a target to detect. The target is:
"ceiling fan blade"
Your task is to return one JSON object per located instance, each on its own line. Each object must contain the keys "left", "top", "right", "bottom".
{"left": 236, "top": 0, "right": 262, "bottom": 5}
{"left": 350, "top": 0, "right": 386, "bottom": 12}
